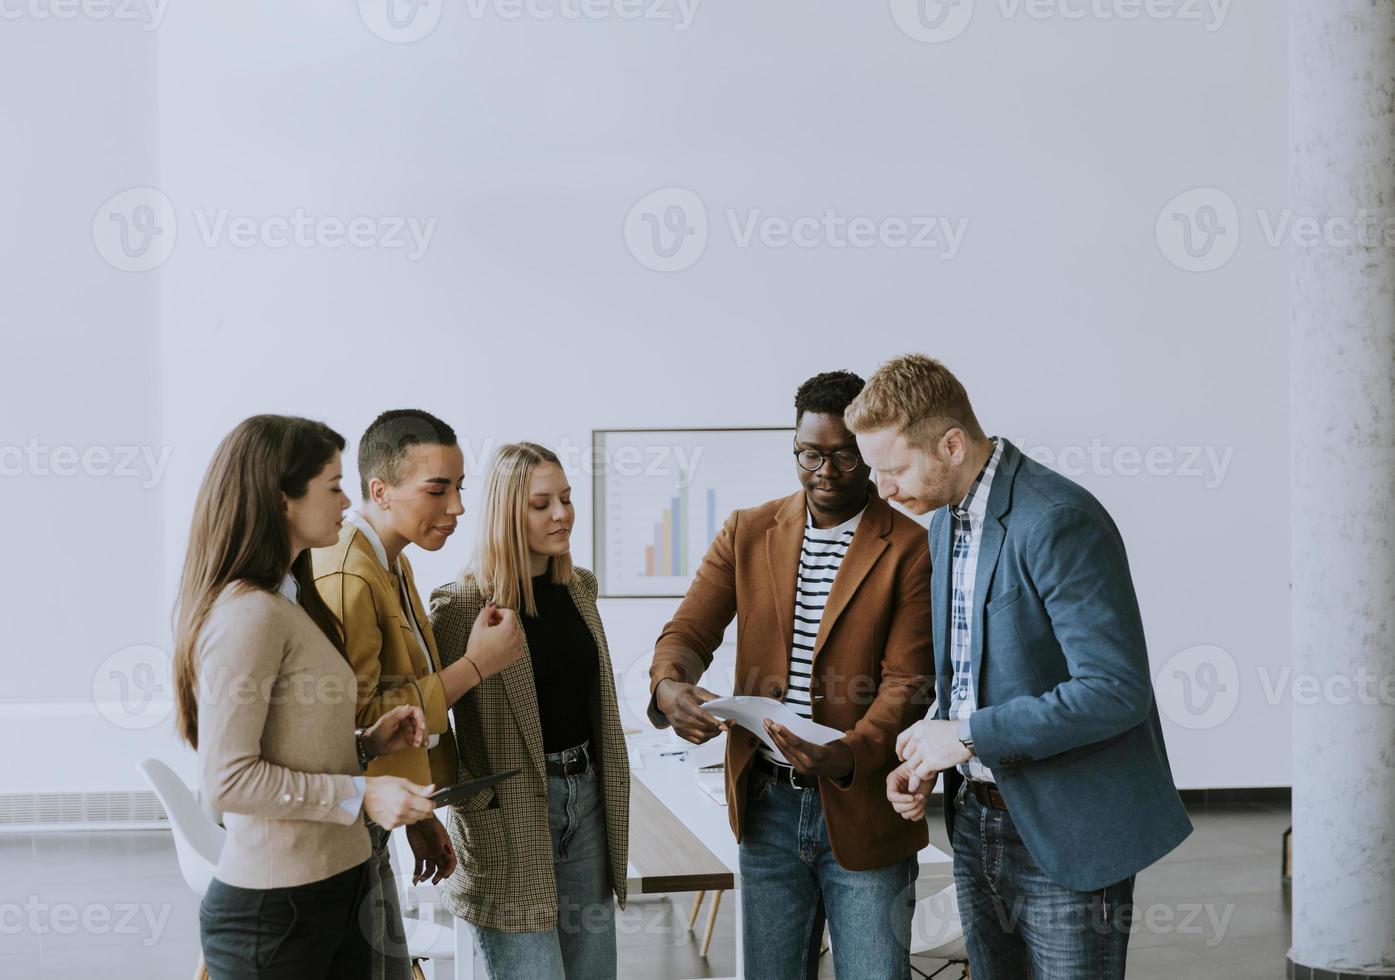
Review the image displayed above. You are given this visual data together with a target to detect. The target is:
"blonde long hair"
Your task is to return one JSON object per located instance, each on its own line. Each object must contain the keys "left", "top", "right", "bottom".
{"left": 469, "top": 442, "right": 574, "bottom": 617}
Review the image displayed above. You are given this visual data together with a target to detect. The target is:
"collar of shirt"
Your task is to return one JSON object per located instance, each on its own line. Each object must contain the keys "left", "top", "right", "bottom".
{"left": 805, "top": 502, "right": 868, "bottom": 536}
{"left": 277, "top": 571, "right": 299, "bottom": 604}
{"left": 345, "top": 508, "right": 401, "bottom": 576}
{"left": 951, "top": 437, "right": 1004, "bottom": 525}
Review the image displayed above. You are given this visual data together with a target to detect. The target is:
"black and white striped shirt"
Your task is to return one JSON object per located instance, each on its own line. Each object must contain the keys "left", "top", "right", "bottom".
{"left": 758, "top": 505, "right": 865, "bottom": 764}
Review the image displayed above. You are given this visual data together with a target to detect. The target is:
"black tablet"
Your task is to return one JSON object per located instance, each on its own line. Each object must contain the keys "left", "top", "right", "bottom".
{"left": 429, "top": 769, "right": 522, "bottom": 807}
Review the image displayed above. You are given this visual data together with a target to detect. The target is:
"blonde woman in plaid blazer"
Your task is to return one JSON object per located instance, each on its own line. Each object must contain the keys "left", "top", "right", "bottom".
{"left": 429, "top": 442, "right": 629, "bottom": 980}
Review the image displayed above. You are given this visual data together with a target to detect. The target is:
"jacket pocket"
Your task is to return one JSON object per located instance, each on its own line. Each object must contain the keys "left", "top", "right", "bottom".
{"left": 450, "top": 805, "right": 510, "bottom": 880}
{"left": 985, "top": 584, "right": 1023, "bottom": 618}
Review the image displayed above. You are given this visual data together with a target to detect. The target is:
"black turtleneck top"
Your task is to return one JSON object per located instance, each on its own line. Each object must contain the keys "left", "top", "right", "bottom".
{"left": 521, "top": 573, "right": 599, "bottom": 753}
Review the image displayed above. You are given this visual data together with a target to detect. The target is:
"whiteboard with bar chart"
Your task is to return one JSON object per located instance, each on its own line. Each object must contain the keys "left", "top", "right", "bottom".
{"left": 593, "top": 427, "right": 796, "bottom": 597}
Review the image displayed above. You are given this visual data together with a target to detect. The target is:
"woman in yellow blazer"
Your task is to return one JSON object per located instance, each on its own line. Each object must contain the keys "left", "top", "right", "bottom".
{"left": 429, "top": 442, "right": 630, "bottom": 980}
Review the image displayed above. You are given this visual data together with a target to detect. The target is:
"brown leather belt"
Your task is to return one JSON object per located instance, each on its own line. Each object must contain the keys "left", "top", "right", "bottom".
{"left": 966, "top": 779, "right": 1009, "bottom": 811}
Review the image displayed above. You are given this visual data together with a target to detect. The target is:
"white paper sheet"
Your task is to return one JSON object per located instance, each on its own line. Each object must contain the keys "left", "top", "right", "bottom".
{"left": 703, "top": 696, "right": 845, "bottom": 764}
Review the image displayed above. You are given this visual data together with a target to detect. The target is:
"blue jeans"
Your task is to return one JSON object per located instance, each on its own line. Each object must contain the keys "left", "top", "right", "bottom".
{"left": 951, "top": 781, "right": 1135, "bottom": 979}
{"left": 471, "top": 741, "right": 617, "bottom": 980}
{"left": 738, "top": 765, "right": 917, "bottom": 980}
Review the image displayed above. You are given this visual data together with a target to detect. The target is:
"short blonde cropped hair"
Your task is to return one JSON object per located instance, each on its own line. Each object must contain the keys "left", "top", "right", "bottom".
{"left": 844, "top": 354, "right": 984, "bottom": 446}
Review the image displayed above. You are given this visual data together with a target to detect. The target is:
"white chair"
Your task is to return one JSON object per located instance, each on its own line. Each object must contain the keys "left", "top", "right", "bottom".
{"left": 908, "top": 883, "right": 969, "bottom": 979}
{"left": 136, "top": 758, "right": 225, "bottom": 897}
{"left": 138, "top": 759, "right": 468, "bottom": 979}
{"left": 136, "top": 758, "right": 224, "bottom": 980}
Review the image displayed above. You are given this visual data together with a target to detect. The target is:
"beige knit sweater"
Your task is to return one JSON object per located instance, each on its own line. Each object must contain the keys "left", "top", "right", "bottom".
{"left": 196, "top": 582, "right": 371, "bottom": 889}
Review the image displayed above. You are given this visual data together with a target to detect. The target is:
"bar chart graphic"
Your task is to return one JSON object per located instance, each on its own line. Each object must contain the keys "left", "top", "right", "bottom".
{"left": 594, "top": 428, "right": 795, "bottom": 597}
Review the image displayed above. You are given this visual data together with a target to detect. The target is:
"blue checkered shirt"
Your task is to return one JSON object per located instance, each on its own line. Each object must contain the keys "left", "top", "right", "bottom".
{"left": 948, "top": 438, "right": 1003, "bottom": 783}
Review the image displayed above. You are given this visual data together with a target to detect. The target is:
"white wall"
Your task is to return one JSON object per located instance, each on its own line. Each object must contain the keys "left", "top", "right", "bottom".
{"left": 0, "top": 20, "right": 163, "bottom": 700}
{"left": 2, "top": 0, "right": 1289, "bottom": 792}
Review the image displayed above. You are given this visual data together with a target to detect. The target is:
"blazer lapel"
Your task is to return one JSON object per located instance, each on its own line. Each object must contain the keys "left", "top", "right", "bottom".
{"left": 400, "top": 559, "right": 442, "bottom": 672}
{"left": 566, "top": 576, "right": 612, "bottom": 680}
{"left": 930, "top": 508, "right": 953, "bottom": 713}
{"left": 809, "top": 492, "right": 889, "bottom": 669}
{"left": 969, "top": 441, "right": 1021, "bottom": 700}
{"left": 764, "top": 491, "right": 806, "bottom": 664}
{"left": 499, "top": 628, "right": 548, "bottom": 787}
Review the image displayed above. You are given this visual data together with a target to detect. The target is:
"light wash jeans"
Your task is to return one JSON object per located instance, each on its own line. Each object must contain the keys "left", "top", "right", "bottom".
{"left": 738, "top": 764, "right": 918, "bottom": 980}
{"left": 471, "top": 741, "right": 617, "bottom": 980}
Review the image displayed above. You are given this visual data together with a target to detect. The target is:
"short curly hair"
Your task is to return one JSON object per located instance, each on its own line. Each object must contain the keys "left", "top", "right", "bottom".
{"left": 794, "top": 370, "right": 866, "bottom": 426}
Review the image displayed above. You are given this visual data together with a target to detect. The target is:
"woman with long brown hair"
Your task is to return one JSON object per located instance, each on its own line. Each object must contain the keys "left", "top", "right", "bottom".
{"left": 429, "top": 442, "right": 630, "bottom": 980}
{"left": 174, "top": 414, "right": 439, "bottom": 980}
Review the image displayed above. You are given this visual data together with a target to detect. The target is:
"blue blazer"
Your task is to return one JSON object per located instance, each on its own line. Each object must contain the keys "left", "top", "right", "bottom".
{"left": 933, "top": 439, "right": 1191, "bottom": 891}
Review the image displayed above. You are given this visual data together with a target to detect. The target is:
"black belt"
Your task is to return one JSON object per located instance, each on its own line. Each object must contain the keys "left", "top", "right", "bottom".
{"left": 965, "top": 778, "right": 1008, "bottom": 810}
{"left": 545, "top": 744, "right": 590, "bottom": 778}
{"left": 754, "top": 754, "right": 819, "bottom": 790}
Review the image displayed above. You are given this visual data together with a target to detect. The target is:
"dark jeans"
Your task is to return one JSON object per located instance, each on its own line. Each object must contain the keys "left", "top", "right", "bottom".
{"left": 200, "top": 861, "right": 374, "bottom": 980}
{"left": 952, "top": 782, "right": 1135, "bottom": 980}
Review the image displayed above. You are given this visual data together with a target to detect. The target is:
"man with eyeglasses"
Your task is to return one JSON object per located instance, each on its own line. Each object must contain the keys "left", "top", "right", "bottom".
{"left": 647, "top": 371, "right": 934, "bottom": 980}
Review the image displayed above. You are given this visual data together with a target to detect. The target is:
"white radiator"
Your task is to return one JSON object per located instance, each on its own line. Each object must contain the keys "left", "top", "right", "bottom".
{"left": 0, "top": 700, "right": 195, "bottom": 832}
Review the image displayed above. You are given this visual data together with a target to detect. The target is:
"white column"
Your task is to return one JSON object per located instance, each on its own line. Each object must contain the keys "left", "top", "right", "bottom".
{"left": 1290, "top": 0, "right": 1395, "bottom": 974}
